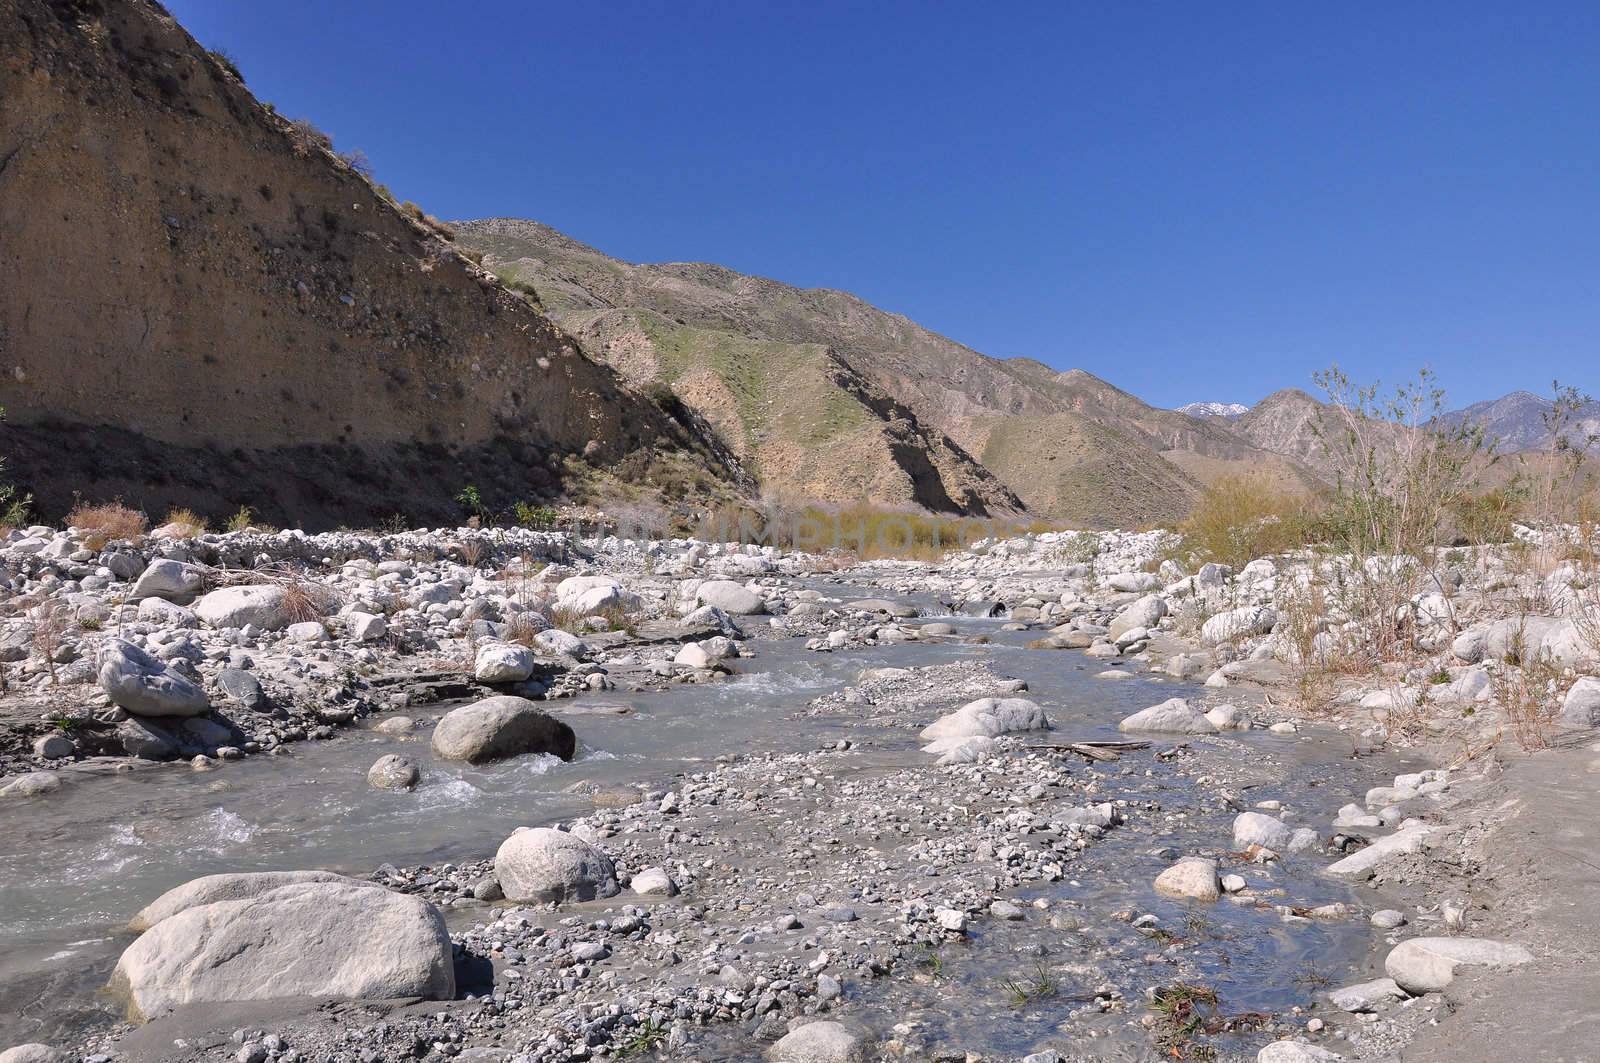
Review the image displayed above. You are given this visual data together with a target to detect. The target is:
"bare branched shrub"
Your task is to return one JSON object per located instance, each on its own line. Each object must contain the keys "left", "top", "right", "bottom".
{"left": 30, "top": 603, "right": 69, "bottom": 686}
{"left": 1309, "top": 366, "right": 1490, "bottom": 662}
{"left": 67, "top": 501, "right": 148, "bottom": 550}
{"left": 339, "top": 149, "right": 373, "bottom": 178}
{"left": 288, "top": 118, "right": 332, "bottom": 158}
{"left": 1489, "top": 626, "right": 1566, "bottom": 750}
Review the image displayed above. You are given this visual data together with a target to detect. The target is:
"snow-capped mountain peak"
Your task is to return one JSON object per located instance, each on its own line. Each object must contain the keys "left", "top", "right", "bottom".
{"left": 1176, "top": 401, "right": 1249, "bottom": 419}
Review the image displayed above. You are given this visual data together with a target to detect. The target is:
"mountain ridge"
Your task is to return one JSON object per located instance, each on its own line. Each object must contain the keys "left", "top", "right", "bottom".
{"left": 456, "top": 217, "right": 1323, "bottom": 526}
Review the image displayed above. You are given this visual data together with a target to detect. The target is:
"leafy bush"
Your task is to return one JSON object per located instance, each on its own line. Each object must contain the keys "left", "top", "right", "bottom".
{"left": 513, "top": 501, "right": 559, "bottom": 529}
{"left": 1176, "top": 476, "right": 1312, "bottom": 569}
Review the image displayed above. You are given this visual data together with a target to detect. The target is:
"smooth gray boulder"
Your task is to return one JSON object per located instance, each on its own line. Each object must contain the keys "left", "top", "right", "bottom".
{"left": 474, "top": 643, "right": 535, "bottom": 684}
{"left": 1108, "top": 571, "right": 1160, "bottom": 593}
{"left": 1109, "top": 594, "right": 1166, "bottom": 640}
{"left": 129, "top": 870, "right": 368, "bottom": 931}
{"left": 117, "top": 717, "right": 181, "bottom": 760}
{"left": 1256, "top": 1043, "right": 1342, "bottom": 1062}
{"left": 216, "top": 667, "right": 268, "bottom": 712}
{"left": 629, "top": 866, "right": 678, "bottom": 897}
{"left": 33, "top": 733, "right": 74, "bottom": 758}
{"left": 1562, "top": 676, "right": 1600, "bottom": 728}
{"left": 1384, "top": 936, "right": 1534, "bottom": 994}
{"left": 430, "top": 696, "right": 576, "bottom": 764}
{"left": 97, "top": 639, "right": 210, "bottom": 718}
{"left": 129, "top": 559, "right": 205, "bottom": 604}
{"left": 0, "top": 1046, "right": 72, "bottom": 1063}
{"left": 1153, "top": 857, "right": 1220, "bottom": 901}
{"left": 1328, "top": 977, "right": 1407, "bottom": 1012}
{"left": 1202, "top": 606, "right": 1277, "bottom": 644}
{"left": 368, "top": 754, "right": 420, "bottom": 791}
{"left": 194, "top": 585, "right": 289, "bottom": 631}
{"left": 1325, "top": 825, "right": 1432, "bottom": 879}
{"left": 494, "top": 826, "right": 619, "bottom": 903}
{"left": 1232, "top": 811, "right": 1296, "bottom": 852}
{"left": 0, "top": 771, "right": 62, "bottom": 798}
{"left": 532, "top": 628, "right": 588, "bottom": 658}
{"left": 918, "top": 697, "right": 1048, "bottom": 741}
{"left": 695, "top": 580, "right": 766, "bottom": 615}
{"left": 767, "top": 1021, "right": 868, "bottom": 1062}
{"left": 1119, "top": 697, "right": 1217, "bottom": 734}
{"left": 112, "top": 878, "right": 453, "bottom": 1020}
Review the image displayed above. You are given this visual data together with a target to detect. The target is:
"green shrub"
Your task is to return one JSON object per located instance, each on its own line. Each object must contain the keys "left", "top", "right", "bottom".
{"left": 1177, "top": 476, "right": 1313, "bottom": 569}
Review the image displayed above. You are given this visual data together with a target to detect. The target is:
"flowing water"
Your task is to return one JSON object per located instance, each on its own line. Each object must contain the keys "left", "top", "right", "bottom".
{"left": 0, "top": 596, "right": 1401, "bottom": 1054}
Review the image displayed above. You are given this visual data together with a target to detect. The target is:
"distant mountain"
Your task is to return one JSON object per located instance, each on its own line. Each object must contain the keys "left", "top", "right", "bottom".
{"left": 1177, "top": 402, "right": 1250, "bottom": 419}
{"left": 1444, "top": 391, "right": 1600, "bottom": 453}
{"left": 455, "top": 219, "right": 1319, "bottom": 526}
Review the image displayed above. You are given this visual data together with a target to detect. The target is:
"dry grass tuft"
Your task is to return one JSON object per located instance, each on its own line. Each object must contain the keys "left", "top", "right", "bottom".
{"left": 503, "top": 612, "right": 549, "bottom": 648}
{"left": 279, "top": 577, "right": 339, "bottom": 625}
{"left": 67, "top": 501, "right": 147, "bottom": 550}
{"left": 161, "top": 508, "right": 208, "bottom": 538}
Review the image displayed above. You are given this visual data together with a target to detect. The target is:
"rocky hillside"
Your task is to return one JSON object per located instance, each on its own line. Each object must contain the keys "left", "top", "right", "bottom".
{"left": 0, "top": 0, "right": 743, "bottom": 528}
{"left": 456, "top": 219, "right": 1318, "bottom": 526}
{"left": 1445, "top": 391, "right": 1600, "bottom": 452}
{"left": 457, "top": 221, "right": 1022, "bottom": 516}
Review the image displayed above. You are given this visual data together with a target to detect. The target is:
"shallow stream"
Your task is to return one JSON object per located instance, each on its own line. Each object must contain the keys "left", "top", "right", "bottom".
{"left": 0, "top": 595, "right": 1403, "bottom": 1056}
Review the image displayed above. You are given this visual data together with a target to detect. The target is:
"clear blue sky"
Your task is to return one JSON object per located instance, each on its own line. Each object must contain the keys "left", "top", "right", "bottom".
{"left": 167, "top": 1, "right": 1599, "bottom": 409}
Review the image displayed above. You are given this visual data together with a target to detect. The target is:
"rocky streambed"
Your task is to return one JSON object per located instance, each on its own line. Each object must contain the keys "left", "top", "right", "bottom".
{"left": 0, "top": 526, "right": 1570, "bottom": 1062}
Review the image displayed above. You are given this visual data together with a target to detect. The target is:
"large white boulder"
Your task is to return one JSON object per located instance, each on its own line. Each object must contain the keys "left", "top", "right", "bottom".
{"left": 474, "top": 643, "right": 535, "bottom": 683}
{"left": 1108, "top": 572, "right": 1159, "bottom": 593}
{"left": 918, "top": 697, "right": 1047, "bottom": 741}
{"left": 431, "top": 696, "right": 575, "bottom": 764}
{"left": 1153, "top": 857, "right": 1220, "bottom": 901}
{"left": 1109, "top": 594, "right": 1167, "bottom": 641}
{"left": 767, "top": 1021, "right": 868, "bottom": 1062}
{"left": 1384, "top": 936, "right": 1534, "bottom": 994}
{"left": 533, "top": 628, "right": 587, "bottom": 658}
{"left": 96, "top": 639, "right": 209, "bottom": 718}
{"left": 112, "top": 877, "right": 454, "bottom": 1020}
{"left": 1561, "top": 676, "right": 1600, "bottom": 728}
{"left": 1325, "top": 825, "right": 1432, "bottom": 879}
{"left": 920, "top": 735, "right": 998, "bottom": 764}
{"left": 128, "top": 870, "right": 365, "bottom": 932}
{"left": 555, "top": 575, "right": 641, "bottom": 615}
{"left": 1119, "top": 697, "right": 1216, "bottom": 734}
{"left": 1201, "top": 606, "right": 1277, "bottom": 644}
{"left": 0, "top": 1046, "right": 72, "bottom": 1063}
{"left": 129, "top": 559, "right": 204, "bottom": 605}
{"left": 494, "top": 827, "right": 619, "bottom": 903}
{"left": 1256, "top": 1043, "right": 1343, "bottom": 1062}
{"left": 194, "top": 585, "right": 289, "bottom": 631}
{"left": 695, "top": 580, "right": 766, "bottom": 615}
{"left": 1232, "top": 811, "right": 1295, "bottom": 852}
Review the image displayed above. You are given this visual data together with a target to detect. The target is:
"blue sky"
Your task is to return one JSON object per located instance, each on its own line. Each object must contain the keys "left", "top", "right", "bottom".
{"left": 168, "top": 1, "right": 1599, "bottom": 409}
